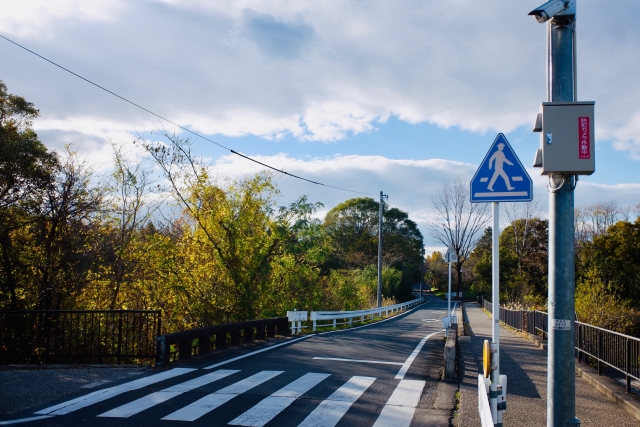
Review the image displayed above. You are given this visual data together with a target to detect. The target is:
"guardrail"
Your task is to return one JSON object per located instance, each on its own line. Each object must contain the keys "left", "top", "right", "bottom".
{"left": 308, "top": 297, "right": 424, "bottom": 332}
{"left": 477, "top": 296, "right": 640, "bottom": 393}
{"left": 0, "top": 310, "right": 160, "bottom": 364}
{"left": 155, "top": 317, "right": 289, "bottom": 366}
{"left": 478, "top": 374, "right": 494, "bottom": 427}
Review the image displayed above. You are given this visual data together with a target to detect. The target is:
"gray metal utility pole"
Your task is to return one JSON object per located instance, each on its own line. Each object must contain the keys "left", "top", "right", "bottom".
{"left": 545, "top": 5, "right": 580, "bottom": 426}
{"left": 377, "top": 191, "right": 388, "bottom": 308}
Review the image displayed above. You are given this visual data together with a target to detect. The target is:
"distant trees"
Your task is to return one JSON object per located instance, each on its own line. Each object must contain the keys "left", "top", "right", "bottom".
{"left": 323, "top": 197, "right": 424, "bottom": 302}
{"left": 427, "top": 174, "right": 489, "bottom": 296}
{"left": 455, "top": 198, "right": 640, "bottom": 335}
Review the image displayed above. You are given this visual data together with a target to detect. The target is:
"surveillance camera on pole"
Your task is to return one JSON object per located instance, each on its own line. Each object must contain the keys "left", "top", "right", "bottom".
{"left": 528, "top": 0, "right": 575, "bottom": 23}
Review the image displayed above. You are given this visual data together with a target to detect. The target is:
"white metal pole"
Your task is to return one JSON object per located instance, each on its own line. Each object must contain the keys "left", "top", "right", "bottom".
{"left": 447, "top": 260, "right": 452, "bottom": 331}
{"left": 491, "top": 202, "right": 500, "bottom": 424}
{"left": 377, "top": 191, "right": 384, "bottom": 308}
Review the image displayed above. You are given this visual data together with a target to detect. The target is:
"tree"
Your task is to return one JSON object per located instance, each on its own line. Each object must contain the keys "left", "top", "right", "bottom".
{"left": 323, "top": 197, "right": 424, "bottom": 301}
{"left": 0, "top": 81, "right": 58, "bottom": 309}
{"left": 102, "top": 141, "right": 154, "bottom": 309}
{"left": 500, "top": 217, "right": 548, "bottom": 301}
{"left": 323, "top": 197, "right": 379, "bottom": 268}
{"left": 35, "top": 148, "right": 102, "bottom": 310}
{"left": 427, "top": 174, "right": 490, "bottom": 297}
{"left": 0, "top": 81, "right": 58, "bottom": 211}
{"left": 577, "top": 218, "right": 640, "bottom": 304}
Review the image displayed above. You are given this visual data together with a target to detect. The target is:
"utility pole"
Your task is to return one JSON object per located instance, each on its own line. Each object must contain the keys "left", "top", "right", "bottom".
{"left": 547, "top": 13, "right": 579, "bottom": 426}
{"left": 529, "top": 1, "right": 583, "bottom": 425}
{"left": 377, "top": 191, "right": 388, "bottom": 308}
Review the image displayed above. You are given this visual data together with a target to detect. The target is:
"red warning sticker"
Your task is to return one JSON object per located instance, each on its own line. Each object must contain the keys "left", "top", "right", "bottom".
{"left": 579, "top": 116, "right": 590, "bottom": 159}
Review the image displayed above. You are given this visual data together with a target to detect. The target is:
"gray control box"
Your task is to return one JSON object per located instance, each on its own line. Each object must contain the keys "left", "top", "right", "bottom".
{"left": 533, "top": 101, "right": 595, "bottom": 175}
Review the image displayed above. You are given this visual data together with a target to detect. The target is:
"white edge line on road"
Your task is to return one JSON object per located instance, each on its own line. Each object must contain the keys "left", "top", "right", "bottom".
{"left": 204, "top": 300, "right": 431, "bottom": 369}
{"left": 204, "top": 336, "right": 313, "bottom": 369}
{"left": 395, "top": 330, "right": 444, "bottom": 380}
{"left": 0, "top": 416, "right": 54, "bottom": 425}
{"left": 312, "top": 357, "right": 404, "bottom": 366}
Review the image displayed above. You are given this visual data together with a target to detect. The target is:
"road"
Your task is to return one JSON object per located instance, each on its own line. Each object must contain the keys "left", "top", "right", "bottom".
{"left": 1, "top": 297, "right": 453, "bottom": 427}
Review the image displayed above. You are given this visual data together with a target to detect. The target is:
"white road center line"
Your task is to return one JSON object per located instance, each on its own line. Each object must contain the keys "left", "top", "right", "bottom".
{"left": 97, "top": 369, "right": 239, "bottom": 418}
{"left": 34, "top": 368, "right": 195, "bottom": 416}
{"left": 312, "top": 357, "right": 403, "bottom": 366}
{"left": 161, "top": 370, "right": 283, "bottom": 422}
{"left": 229, "top": 372, "right": 331, "bottom": 427}
{"left": 372, "top": 379, "right": 426, "bottom": 427}
{"left": 297, "top": 376, "right": 376, "bottom": 427}
{"left": 395, "top": 330, "right": 443, "bottom": 380}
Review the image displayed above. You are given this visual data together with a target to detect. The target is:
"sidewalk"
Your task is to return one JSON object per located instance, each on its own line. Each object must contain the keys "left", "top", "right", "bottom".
{"left": 457, "top": 303, "right": 640, "bottom": 426}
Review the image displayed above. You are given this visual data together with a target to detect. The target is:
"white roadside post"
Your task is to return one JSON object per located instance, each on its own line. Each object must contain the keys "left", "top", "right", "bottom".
{"left": 470, "top": 133, "right": 533, "bottom": 427}
{"left": 445, "top": 245, "right": 457, "bottom": 335}
{"left": 286, "top": 310, "right": 308, "bottom": 334}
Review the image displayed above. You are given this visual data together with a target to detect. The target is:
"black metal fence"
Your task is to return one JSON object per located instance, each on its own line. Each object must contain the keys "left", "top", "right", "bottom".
{"left": 155, "top": 317, "right": 289, "bottom": 366}
{"left": 0, "top": 310, "right": 161, "bottom": 364}
{"left": 478, "top": 296, "right": 640, "bottom": 393}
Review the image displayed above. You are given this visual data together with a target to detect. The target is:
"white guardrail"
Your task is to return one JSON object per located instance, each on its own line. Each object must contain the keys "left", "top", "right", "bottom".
{"left": 478, "top": 374, "right": 493, "bottom": 427}
{"left": 286, "top": 297, "right": 424, "bottom": 334}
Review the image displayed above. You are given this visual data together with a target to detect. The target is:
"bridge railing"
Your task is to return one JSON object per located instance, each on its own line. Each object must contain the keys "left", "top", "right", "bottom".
{"left": 306, "top": 297, "right": 424, "bottom": 332}
{"left": 155, "top": 317, "right": 289, "bottom": 366}
{"left": 477, "top": 296, "right": 640, "bottom": 393}
{"left": 0, "top": 310, "right": 160, "bottom": 364}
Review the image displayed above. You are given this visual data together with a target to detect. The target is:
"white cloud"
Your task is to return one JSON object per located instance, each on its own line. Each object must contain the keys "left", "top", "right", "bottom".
{"left": 1, "top": 0, "right": 639, "bottom": 155}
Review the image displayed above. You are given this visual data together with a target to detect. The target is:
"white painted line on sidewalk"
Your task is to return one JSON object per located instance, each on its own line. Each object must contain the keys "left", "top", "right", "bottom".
{"left": 372, "top": 379, "right": 426, "bottom": 427}
{"left": 312, "top": 357, "right": 403, "bottom": 366}
{"left": 98, "top": 369, "right": 239, "bottom": 418}
{"left": 297, "top": 376, "right": 376, "bottom": 427}
{"left": 229, "top": 372, "right": 330, "bottom": 427}
{"left": 395, "top": 330, "right": 443, "bottom": 380}
{"left": 34, "top": 368, "right": 195, "bottom": 416}
{"left": 204, "top": 336, "right": 312, "bottom": 369}
{"left": 162, "top": 370, "right": 283, "bottom": 422}
{"left": 0, "top": 416, "right": 54, "bottom": 425}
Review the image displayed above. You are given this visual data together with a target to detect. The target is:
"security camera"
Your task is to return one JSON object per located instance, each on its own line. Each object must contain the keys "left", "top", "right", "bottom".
{"left": 528, "top": 0, "right": 575, "bottom": 23}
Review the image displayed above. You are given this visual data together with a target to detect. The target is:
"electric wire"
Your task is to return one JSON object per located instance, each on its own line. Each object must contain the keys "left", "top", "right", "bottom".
{"left": 0, "top": 34, "right": 376, "bottom": 196}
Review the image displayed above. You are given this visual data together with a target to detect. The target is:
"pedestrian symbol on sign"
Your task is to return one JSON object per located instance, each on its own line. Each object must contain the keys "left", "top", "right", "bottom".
{"left": 487, "top": 143, "right": 515, "bottom": 192}
{"left": 470, "top": 133, "right": 533, "bottom": 203}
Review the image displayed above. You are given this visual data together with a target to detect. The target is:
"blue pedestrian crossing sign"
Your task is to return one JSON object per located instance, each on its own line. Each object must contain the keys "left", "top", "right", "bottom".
{"left": 470, "top": 133, "right": 533, "bottom": 203}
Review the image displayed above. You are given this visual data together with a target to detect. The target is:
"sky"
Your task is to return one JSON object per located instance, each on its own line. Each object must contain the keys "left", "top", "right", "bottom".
{"left": 2, "top": 0, "right": 640, "bottom": 253}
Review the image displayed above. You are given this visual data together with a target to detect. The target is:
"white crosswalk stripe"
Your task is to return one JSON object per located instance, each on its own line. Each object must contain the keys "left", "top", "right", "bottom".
{"left": 30, "top": 369, "right": 428, "bottom": 426}
{"left": 297, "top": 376, "right": 376, "bottom": 427}
{"left": 34, "top": 368, "right": 195, "bottom": 416}
{"left": 97, "top": 369, "right": 240, "bottom": 418}
{"left": 229, "top": 372, "right": 331, "bottom": 427}
{"left": 161, "top": 370, "right": 284, "bottom": 422}
{"left": 372, "top": 379, "right": 425, "bottom": 427}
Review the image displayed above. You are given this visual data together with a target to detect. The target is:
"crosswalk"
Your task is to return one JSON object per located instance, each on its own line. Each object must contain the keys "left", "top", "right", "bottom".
{"left": 34, "top": 368, "right": 426, "bottom": 426}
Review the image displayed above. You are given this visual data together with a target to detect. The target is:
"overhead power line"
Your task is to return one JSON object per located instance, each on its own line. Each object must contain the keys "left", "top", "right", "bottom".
{"left": 0, "top": 34, "right": 376, "bottom": 196}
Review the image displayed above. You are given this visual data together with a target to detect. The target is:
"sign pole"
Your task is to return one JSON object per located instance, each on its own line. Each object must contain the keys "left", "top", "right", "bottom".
{"left": 491, "top": 201, "right": 501, "bottom": 425}
{"left": 470, "top": 132, "right": 531, "bottom": 426}
{"left": 377, "top": 191, "right": 387, "bottom": 308}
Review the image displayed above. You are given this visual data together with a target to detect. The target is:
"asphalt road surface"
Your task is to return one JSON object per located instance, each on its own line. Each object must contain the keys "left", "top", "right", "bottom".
{"left": 1, "top": 298, "right": 451, "bottom": 427}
